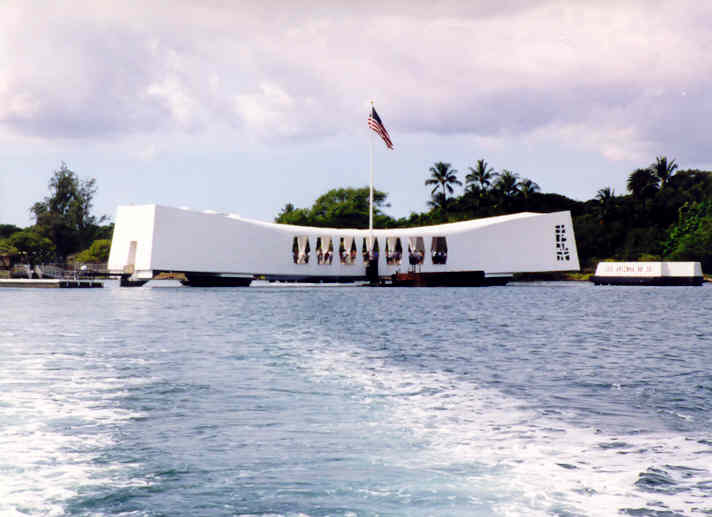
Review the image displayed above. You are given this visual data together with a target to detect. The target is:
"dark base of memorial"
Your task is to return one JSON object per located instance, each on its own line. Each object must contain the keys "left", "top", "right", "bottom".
{"left": 389, "top": 270, "right": 510, "bottom": 287}
{"left": 180, "top": 273, "right": 253, "bottom": 287}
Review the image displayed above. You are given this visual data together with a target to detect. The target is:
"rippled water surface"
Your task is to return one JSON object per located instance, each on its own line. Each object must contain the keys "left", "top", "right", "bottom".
{"left": 1, "top": 281, "right": 711, "bottom": 516}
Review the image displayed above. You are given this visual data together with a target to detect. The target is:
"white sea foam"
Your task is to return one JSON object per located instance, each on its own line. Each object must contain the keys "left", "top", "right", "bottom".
{"left": 302, "top": 346, "right": 712, "bottom": 516}
{"left": 0, "top": 346, "right": 149, "bottom": 516}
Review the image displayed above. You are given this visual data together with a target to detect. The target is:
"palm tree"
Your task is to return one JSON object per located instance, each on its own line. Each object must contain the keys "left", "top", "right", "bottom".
{"left": 596, "top": 186, "right": 616, "bottom": 223}
{"left": 649, "top": 156, "right": 677, "bottom": 188}
{"left": 493, "top": 169, "right": 520, "bottom": 198}
{"left": 627, "top": 168, "right": 659, "bottom": 200}
{"left": 596, "top": 186, "right": 615, "bottom": 203}
{"left": 465, "top": 159, "right": 495, "bottom": 191}
{"left": 518, "top": 178, "right": 540, "bottom": 200}
{"left": 463, "top": 182, "right": 483, "bottom": 208}
{"left": 427, "top": 191, "right": 448, "bottom": 212}
{"left": 425, "top": 162, "right": 462, "bottom": 215}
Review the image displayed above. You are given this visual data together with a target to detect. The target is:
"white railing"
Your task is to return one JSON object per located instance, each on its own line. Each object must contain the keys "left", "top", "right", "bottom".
{"left": 8, "top": 263, "right": 109, "bottom": 279}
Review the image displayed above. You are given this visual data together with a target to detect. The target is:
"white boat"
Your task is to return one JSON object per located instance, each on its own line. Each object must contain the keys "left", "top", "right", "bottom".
{"left": 107, "top": 205, "right": 580, "bottom": 286}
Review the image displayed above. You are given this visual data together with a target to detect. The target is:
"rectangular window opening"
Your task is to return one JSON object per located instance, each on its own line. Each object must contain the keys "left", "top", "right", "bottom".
{"left": 362, "top": 237, "right": 379, "bottom": 262}
{"left": 316, "top": 237, "right": 334, "bottom": 265}
{"left": 431, "top": 236, "right": 448, "bottom": 265}
{"left": 293, "top": 236, "right": 311, "bottom": 264}
{"left": 386, "top": 237, "right": 403, "bottom": 265}
{"left": 340, "top": 237, "right": 358, "bottom": 265}
{"left": 408, "top": 237, "right": 425, "bottom": 266}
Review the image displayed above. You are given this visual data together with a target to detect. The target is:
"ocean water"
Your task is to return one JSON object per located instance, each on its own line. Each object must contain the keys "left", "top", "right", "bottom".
{"left": 1, "top": 281, "right": 711, "bottom": 516}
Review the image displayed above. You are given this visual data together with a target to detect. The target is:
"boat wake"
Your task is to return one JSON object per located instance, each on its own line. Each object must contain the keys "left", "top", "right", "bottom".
{"left": 0, "top": 346, "right": 150, "bottom": 516}
{"left": 301, "top": 344, "right": 712, "bottom": 516}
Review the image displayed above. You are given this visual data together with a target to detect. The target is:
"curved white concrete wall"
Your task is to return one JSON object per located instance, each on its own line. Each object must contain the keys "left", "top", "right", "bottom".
{"left": 108, "top": 205, "right": 580, "bottom": 279}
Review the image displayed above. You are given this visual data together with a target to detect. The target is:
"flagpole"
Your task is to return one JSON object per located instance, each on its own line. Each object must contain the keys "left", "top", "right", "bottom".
{"left": 369, "top": 101, "right": 374, "bottom": 245}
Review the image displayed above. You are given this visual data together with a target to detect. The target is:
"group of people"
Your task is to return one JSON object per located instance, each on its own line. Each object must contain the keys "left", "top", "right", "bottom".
{"left": 340, "top": 248, "right": 359, "bottom": 264}
{"left": 316, "top": 248, "right": 334, "bottom": 265}
{"left": 432, "top": 250, "right": 447, "bottom": 264}
{"left": 292, "top": 237, "right": 446, "bottom": 266}
{"left": 386, "top": 250, "right": 402, "bottom": 265}
{"left": 408, "top": 249, "right": 425, "bottom": 265}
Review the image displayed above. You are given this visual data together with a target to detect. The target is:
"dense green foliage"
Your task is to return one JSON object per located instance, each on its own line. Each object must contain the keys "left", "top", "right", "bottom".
{"left": 663, "top": 200, "right": 712, "bottom": 271}
{"left": 0, "top": 230, "right": 56, "bottom": 265}
{"left": 4, "top": 157, "right": 711, "bottom": 272}
{"left": 0, "top": 163, "right": 112, "bottom": 267}
{"left": 0, "top": 224, "right": 22, "bottom": 239}
{"left": 573, "top": 169, "right": 712, "bottom": 269}
{"left": 276, "top": 187, "right": 395, "bottom": 228}
{"left": 425, "top": 162, "right": 462, "bottom": 216}
{"left": 74, "top": 239, "right": 112, "bottom": 264}
{"left": 30, "top": 162, "right": 109, "bottom": 258}
{"left": 276, "top": 156, "right": 712, "bottom": 272}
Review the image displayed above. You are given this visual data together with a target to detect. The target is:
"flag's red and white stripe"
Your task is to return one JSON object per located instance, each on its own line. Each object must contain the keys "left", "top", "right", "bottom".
{"left": 368, "top": 107, "right": 393, "bottom": 149}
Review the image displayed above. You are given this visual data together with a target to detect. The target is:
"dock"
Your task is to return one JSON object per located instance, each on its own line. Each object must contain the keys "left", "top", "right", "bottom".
{"left": 0, "top": 279, "right": 103, "bottom": 288}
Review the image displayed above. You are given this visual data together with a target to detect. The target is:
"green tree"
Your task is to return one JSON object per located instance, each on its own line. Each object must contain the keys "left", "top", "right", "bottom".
{"left": 493, "top": 169, "right": 520, "bottom": 198}
{"left": 461, "top": 183, "right": 484, "bottom": 214}
{"left": 663, "top": 201, "right": 712, "bottom": 271}
{"left": 425, "top": 162, "right": 461, "bottom": 217}
{"left": 518, "top": 178, "right": 540, "bottom": 199}
{"left": 31, "top": 162, "right": 104, "bottom": 258}
{"left": 311, "top": 187, "right": 390, "bottom": 227}
{"left": 8, "top": 230, "right": 56, "bottom": 266}
{"left": 275, "top": 187, "right": 393, "bottom": 228}
{"left": 667, "top": 220, "right": 712, "bottom": 271}
{"left": 650, "top": 156, "right": 677, "bottom": 188}
{"left": 275, "top": 204, "right": 312, "bottom": 226}
{"left": 278, "top": 203, "right": 296, "bottom": 217}
{"left": 427, "top": 191, "right": 449, "bottom": 212}
{"left": 74, "top": 239, "right": 112, "bottom": 263}
{"left": 595, "top": 187, "right": 616, "bottom": 223}
{"left": 93, "top": 223, "right": 114, "bottom": 241}
{"left": 465, "top": 159, "right": 495, "bottom": 191}
{"left": 627, "top": 168, "right": 659, "bottom": 199}
{"left": 0, "top": 224, "right": 21, "bottom": 239}
{"left": 269, "top": 158, "right": 712, "bottom": 270}
{"left": 0, "top": 238, "right": 19, "bottom": 268}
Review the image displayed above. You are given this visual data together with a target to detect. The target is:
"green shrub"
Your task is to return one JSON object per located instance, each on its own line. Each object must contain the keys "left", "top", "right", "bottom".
{"left": 75, "top": 239, "right": 111, "bottom": 263}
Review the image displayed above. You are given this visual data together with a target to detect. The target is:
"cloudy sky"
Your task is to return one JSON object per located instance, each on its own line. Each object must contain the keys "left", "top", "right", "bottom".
{"left": 1, "top": 1, "right": 711, "bottom": 226}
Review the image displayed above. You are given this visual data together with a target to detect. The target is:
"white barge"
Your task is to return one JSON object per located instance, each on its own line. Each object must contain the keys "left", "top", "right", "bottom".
{"left": 590, "top": 262, "right": 704, "bottom": 286}
{"left": 107, "top": 205, "right": 580, "bottom": 286}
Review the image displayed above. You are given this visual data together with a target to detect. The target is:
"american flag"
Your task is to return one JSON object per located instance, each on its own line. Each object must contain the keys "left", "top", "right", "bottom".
{"left": 368, "top": 107, "right": 393, "bottom": 149}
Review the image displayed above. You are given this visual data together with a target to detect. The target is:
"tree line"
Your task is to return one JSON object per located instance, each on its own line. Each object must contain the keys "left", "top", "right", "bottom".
{"left": 3, "top": 156, "right": 710, "bottom": 272}
{"left": 277, "top": 156, "right": 712, "bottom": 272}
{"left": 0, "top": 163, "right": 113, "bottom": 269}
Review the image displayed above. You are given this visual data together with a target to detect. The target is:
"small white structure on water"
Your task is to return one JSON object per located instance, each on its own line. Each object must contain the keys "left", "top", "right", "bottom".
{"left": 107, "top": 205, "right": 580, "bottom": 286}
{"left": 591, "top": 261, "right": 704, "bottom": 286}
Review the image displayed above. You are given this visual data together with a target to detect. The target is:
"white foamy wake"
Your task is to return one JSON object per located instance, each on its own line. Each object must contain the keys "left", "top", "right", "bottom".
{"left": 302, "top": 346, "right": 712, "bottom": 516}
{"left": 0, "top": 348, "right": 149, "bottom": 516}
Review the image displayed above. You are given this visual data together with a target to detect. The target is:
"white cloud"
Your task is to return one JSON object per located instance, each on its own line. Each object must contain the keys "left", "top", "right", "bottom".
{"left": 0, "top": 91, "right": 40, "bottom": 120}
{"left": 146, "top": 78, "right": 198, "bottom": 127}
{"left": 0, "top": 1, "right": 711, "bottom": 176}
{"left": 137, "top": 143, "right": 158, "bottom": 161}
{"left": 233, "top": 83, "right": 295, "bottom": 131}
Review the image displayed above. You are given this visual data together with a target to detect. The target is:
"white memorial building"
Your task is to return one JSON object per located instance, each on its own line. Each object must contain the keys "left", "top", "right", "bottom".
{"left": 108, "top": 205, "right": 580, "bottom": 286}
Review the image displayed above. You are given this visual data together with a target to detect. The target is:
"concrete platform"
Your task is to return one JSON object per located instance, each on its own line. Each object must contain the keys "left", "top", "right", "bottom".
{"left": 590, "top": 261, "right": 704, "bottom": 286}
{"left": 0, "top": 279, "right": 103, "bottom": 288}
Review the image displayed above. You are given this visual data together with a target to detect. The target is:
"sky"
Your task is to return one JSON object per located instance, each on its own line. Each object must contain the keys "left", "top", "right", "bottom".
{"left": 1, "top": 0, "right": 711, "bottom": 227}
